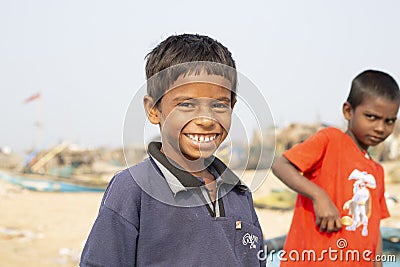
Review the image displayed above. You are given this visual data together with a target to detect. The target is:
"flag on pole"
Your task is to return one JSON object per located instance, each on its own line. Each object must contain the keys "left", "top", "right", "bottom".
{"left": 24, "top": 92, "right": 41, "bottom": 104}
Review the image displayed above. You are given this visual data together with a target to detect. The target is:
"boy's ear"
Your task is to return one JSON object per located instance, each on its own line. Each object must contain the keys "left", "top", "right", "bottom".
{"left": 342, "top": 101, "right": 353, "bottom": 121}
{"left": 143, "top": 95, "right": 160, "bottom": 125}
{"left": 231, "top": 97, "right": 237, "bottom": 109}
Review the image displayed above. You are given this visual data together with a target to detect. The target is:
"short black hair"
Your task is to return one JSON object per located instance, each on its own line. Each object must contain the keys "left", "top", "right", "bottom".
{"left": 145, "top": 34, "right": 237, "bottom": 103}
{"left": 347, "top": 70, "right": 400, "bottom": 108}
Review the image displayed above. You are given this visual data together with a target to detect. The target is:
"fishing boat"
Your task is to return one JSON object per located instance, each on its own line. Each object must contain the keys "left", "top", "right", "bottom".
{"left": 0, "top": 171, "right": 105, "bottom": 192}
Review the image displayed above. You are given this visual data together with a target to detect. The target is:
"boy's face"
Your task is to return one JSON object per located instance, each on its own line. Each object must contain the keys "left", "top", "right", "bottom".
{"left": 144, "top": 75, "right": 235, "bottom": 168}
{"left": 343, "top": 96, "right": 399, "bottom": 151}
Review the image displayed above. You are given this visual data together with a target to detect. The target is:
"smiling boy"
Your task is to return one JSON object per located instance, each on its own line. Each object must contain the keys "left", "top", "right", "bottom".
{"left": 80, "top": 34, "right": 265, "bottom": 266}
{"left": 272, "top": 70, "right": 400, "bottom": 266}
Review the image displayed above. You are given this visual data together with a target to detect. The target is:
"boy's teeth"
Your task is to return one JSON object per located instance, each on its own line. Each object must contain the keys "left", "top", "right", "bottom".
{"left": 187, "top": 134, "right": 216, "bottom": 142}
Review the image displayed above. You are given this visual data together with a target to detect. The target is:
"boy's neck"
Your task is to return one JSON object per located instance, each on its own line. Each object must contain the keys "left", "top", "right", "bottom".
{"left": 160, "top": 144, "right": 211, "bottom": 175}
{"left": 345, "top": 130, "right": 370, "bottom": 157}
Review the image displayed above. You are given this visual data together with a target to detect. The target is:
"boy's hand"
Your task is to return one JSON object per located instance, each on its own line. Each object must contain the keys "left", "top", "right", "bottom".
{"left": 271, "top": 156, "right": 342, "bottom": 232}
{"left": 313, "top": 190, "right": 342, "bottom": 232}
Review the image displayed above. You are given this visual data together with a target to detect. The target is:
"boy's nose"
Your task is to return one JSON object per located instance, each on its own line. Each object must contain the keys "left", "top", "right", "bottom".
{"left": 374, "top": 120, "right": 385, "bottom": 133}
{"left": 193, "top": 116, "right": 215, "bottom": 128}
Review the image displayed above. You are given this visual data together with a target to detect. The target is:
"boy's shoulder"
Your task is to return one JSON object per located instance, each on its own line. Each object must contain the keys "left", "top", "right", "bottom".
{"left": 291, "top": 126, "right": 344, "bottom": 146}
{"left": 98, "top": 159, "right": 153, "bottom": 224}
{"left": 102, "top": 158, "right": 153, "bottom": 204}
{"left": 112, "top": 158, "right": 152, "bottom": 185}
{"left": 304, "top": 126, "right": 346, "bottom": 144}
{"left": 316, "top": 126, "right": 343, "bottom": 137}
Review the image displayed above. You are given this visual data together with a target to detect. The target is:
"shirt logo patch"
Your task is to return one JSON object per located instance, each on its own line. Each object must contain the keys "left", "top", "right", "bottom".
{"left": 242, "top": 233, "right": 258, "bottom": 249}
{"left": 342, "top": 169, "right": 376, "bottom": 237}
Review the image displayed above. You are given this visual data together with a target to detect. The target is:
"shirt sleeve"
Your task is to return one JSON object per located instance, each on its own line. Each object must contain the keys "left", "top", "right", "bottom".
{"left": 380, "top": 193, "right": 390, "bottom": 220}
{"left": 80, "top": 172, "right": 141, "bottom": 267}
{"left": 379, "top": 167, "right": 390, "bottom": 220}
{"left": 80, "top": 206, "right": 139, "bottom": 267}
{"left": 283, "top": 128, "right": 330, "bottom": 174}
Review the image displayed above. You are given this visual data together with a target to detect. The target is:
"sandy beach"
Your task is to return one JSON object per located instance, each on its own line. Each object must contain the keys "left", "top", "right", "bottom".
{"left": 0, "top": 167, "right": 399, "bottom": 267}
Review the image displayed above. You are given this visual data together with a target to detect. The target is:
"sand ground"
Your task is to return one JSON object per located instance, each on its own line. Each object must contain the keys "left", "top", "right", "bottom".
{"left": 0, "top": 168, "right": 399, "bottom": 267}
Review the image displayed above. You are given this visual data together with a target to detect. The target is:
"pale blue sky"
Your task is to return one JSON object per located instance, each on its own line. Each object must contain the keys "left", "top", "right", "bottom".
{"left": 1, "top": 0, "right": 399, "bottom": 154}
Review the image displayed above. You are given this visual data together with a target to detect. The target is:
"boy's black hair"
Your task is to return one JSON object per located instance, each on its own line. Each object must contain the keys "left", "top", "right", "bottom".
{"left": 347, "top": 70, "right": 400, "bottom": 108}
{"left": 145, "top": 34, "right": 237, "bottom": 104}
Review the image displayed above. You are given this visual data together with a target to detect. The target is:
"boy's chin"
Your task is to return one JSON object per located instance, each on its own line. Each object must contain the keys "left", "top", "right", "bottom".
{"left": 183, "top": 151, "right": 215, "bottom": 161}
{"left": 364, "top": 140, "right": 382, "bottom": 148}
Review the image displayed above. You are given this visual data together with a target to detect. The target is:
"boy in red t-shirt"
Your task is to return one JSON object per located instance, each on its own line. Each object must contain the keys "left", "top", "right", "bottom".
{"left": 272, "top": 70, "right": 400, "bottom": 266}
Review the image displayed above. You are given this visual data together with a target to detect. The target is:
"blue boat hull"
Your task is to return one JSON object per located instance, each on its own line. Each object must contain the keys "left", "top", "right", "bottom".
{"left": 0, "top": 171, "right": 104, "bottom": 192}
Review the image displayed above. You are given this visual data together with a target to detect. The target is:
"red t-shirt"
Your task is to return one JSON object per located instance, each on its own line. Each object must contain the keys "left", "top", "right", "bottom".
{"left": 279, "top": 127, "right": 389, "bottom": 267}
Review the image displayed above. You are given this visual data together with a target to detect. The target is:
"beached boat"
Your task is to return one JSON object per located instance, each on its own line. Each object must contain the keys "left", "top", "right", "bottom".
{"left": 0, "top": 171, "right": 105, "bottom": 192}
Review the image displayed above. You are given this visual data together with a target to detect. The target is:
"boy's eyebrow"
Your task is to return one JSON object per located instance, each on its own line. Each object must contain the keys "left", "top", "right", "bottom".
{"left": 214, "top": 97, "right": 232, "bottom": 102}
{"left": 364, "top": 111, "right": 382, "bottom": 119}
{"left": 364, "top": 111, "right": 398, "bottom": 121}
{"left": 172, "top": 96, "right": 232, "bottom": 102}
{"left": 386, "top": 116, "right": 398, "bottom": 121}
{"left": 172, "top": 96, "right": 193, "bottom": 101}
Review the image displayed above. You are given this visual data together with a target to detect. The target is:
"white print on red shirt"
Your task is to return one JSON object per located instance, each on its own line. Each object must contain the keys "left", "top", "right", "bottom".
{"left": 342, "top": 169, "right": 376, "bottom": 237}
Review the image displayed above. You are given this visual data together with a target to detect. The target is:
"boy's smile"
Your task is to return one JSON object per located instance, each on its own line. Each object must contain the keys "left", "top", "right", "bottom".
{"left": 343, "top": 96, "right": 399, "bottom": 151}
{"left": 144, "top": 76, "right": 235, "bottom": 171}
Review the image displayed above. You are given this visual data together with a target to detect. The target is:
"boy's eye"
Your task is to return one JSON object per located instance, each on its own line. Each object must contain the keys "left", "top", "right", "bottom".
{"left": 386, "top": 118, "right": 396, "bottom": 125}
{"left": 365, "top": 114, "right": 377, "bottom": 120}
{"left": 178, "top": 102, "right": 195, "bottom": 108}
{"left": 212, "top": 102, "right": 230, "bottom": 110}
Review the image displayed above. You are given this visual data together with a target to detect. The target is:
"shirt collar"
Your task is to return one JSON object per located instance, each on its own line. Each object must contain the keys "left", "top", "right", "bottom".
{"left": 147, "top": 142, "right": 248, "bottom": 195}
{"left": 151, "top": 157, "right": 187, "bottom": 195}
